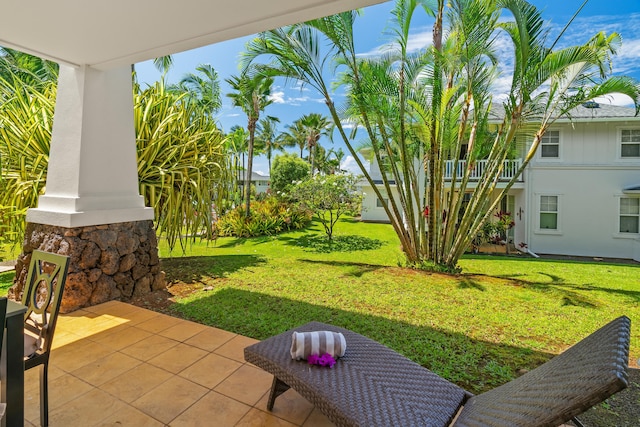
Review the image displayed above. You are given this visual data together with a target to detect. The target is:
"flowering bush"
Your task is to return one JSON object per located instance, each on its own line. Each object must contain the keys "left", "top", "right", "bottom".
{"left": 471, "top": 211, "right": 516, "bottom": 254}
{"left": 291, "top": 173, "right": 362, "bottom": 240}
{"left": 215, "top": 196, "right": 311, "bottom": 237}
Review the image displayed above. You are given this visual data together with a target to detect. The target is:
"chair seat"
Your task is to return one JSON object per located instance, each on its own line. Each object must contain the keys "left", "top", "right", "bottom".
{"left": 245, "top": 321, "right": 468, "bottom": 426}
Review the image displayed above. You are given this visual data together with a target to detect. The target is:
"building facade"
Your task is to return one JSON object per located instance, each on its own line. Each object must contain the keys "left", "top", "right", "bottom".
{"left": 360, "top": 103, "right": 640, "bottom": 261}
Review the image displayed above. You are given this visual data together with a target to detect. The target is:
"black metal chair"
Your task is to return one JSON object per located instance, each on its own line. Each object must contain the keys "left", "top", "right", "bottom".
{"left": 22, "top": 250, "right": 69, "bottom": 427}
{"left": 0, "top": 296, "right": 8, "bottom": 420}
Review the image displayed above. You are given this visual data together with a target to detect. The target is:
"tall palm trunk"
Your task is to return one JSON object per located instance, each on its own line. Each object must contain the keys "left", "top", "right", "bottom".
{"left": 308, "top": 138, "right": 315, "bottom": 176}
{"left": 427, "top": 0, "right": 444, "bottom": 262}
{"left": 245, "top": 118, "right": 257, "bottom": 217}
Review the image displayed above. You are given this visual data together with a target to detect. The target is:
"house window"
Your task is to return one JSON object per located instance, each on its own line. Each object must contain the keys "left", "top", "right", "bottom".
{"left": 376, "top": 197, "right": 388, "bottom": 208}
{"left": 620, "top": 129, "right": 640, "bottom": 158}
{"left": 619, "top": 197, "right": 639, "bottom": 233}
{"left": 540, "top": 130, "right": 559, "bottom": 158}
{"left": 539, "top": 195, "right": 558, "bottom": 230}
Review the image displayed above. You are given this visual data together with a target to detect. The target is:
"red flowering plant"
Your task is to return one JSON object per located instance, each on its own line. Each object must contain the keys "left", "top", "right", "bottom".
{"left": 494, "top": 211, "right": 515, "bottom": 254}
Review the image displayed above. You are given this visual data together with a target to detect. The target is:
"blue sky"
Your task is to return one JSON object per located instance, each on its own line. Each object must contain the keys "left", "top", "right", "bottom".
{"left": 135, "top": 0, "right": 640, "bottom": 175}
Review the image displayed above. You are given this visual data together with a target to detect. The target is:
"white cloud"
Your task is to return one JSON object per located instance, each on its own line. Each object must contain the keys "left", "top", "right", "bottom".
{"left": 406, "top": 30, "right": 432, "bottom": 53}
{"left": 488, "top": 13, "right": 640, "bottom": 103}
{"left": 545, "top": 13, "right": 640, "bottom": 79}
{"left": 292, "top": 81, "right": 311, "bottom": 92}
{"left": 265, "top": 87, "right": 324, "bottom": 106}
{"left": 593, "top": 93, "right": 636, "bottom": 107}
{"left": 268, "top": 91, "right": 286, "bottom": 104}
{"left": 357, "top": 29, "right": 432, "bottom": 57}
{"left": 340, "top": 119, "right": 358, "bottom": 130}
{"left": 341, "top": 155, "right": 368, "bottom": 175}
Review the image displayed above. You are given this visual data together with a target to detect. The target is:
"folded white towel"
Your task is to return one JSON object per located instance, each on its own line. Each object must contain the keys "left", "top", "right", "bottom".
{"left": 290, "top": 330, "right": 347, "bottom": 360}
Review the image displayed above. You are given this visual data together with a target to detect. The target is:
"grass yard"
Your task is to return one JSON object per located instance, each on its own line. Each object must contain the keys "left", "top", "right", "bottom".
{"left": 1, "top": 217, "right": 637, "bottom": 396}
{"left": 156, "top": 217, "right": 639, "bottom": 394}
{"left": 0, "top": 270, "right": 14, "bottom": 295}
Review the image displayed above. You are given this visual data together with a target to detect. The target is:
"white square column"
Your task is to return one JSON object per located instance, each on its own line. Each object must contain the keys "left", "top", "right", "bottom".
{"left": 27, "top": 65, "right": 154, "bottom": 227}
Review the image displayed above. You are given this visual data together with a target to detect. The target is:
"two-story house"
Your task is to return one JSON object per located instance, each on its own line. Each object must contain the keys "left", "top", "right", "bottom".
{"left": 360, "top": 103, "right": 640, "bottom": 261}
{"left": 239, "top": 171, "right": 271, "bottom": 194}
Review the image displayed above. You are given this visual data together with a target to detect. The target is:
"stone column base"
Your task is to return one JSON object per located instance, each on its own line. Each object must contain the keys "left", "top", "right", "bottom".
{"left": 10, "top": 220, "right": 165, "bottom": 313}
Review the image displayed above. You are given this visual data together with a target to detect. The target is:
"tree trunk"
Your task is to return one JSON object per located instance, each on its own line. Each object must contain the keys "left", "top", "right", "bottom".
{"left": 427, "top": 2, "right": 444, "bottom": 262}
{"left": 245, "top": 120, "right": 256, "bottom": 217}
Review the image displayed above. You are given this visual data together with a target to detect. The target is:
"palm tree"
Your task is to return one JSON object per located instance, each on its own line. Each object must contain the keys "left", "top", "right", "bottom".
{"left": 226, "top": 70, "right": 274, "bottom": 217}
{"left": 153, "top": 56, "right": 174, "bottom": 74}
{"left": 0, "top": 47, "right": 58, "bottom": 87}
{"left": 327, "top": 147, "right": 345, "bottom": 174}
{"left": 241, "top": 0, "right": 639, "bottom": 271}
{"left": 131, "top": 55, "right": 173, "bottom": 78}
{"left": 225, "top": 126, "right": 249, "bottom": 204}
{"left": 299, "top": 113, "right": 332, "bottom": 176}
{"left": 177, "top": 64, "right": 222, "bottom": 117}
{"left": 256, "top": 116, "right": 284, "bottom": 174}
{"left": 281, "top": 119, "right": 309, "bottom": 158}
{"left": 240, "top": 8, "right": 423, "bottom": 261}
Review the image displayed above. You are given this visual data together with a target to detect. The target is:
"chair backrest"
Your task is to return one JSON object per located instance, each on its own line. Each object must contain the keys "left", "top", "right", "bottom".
{"left": 22, "top": 250, "right": 70, "bottom": 357}
{"left": 454, "top": 316, "right": 631, "bottom": 427}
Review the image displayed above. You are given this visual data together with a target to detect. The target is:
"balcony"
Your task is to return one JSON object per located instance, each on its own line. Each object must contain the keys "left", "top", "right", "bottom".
{"left": 444, "top": 159, "right": 523, "bottom": 181}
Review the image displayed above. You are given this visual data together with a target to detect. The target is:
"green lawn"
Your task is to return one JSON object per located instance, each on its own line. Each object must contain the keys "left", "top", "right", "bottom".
{"left": 158, "top": 217, "right": 639, "bottom": 393}
{"left": 2, "top": 217, "right": 638, "bottom": 394}
{"left": 0, "top": 270, "right": 14, "bottom": 295}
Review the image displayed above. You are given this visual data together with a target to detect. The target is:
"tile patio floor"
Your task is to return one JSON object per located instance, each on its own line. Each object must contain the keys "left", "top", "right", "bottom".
{"left": 24, "top": 300, "right": 334, "bottom": 426}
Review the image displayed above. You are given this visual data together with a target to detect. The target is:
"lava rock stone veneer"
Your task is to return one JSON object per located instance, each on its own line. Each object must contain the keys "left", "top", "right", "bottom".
{"left": 10, "top": 220, "right": 165, "bottom": 313}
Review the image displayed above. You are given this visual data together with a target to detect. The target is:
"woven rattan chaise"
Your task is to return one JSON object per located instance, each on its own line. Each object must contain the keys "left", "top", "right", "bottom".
{"left": 244, "top": 316, "right": 631, "bottom": 427}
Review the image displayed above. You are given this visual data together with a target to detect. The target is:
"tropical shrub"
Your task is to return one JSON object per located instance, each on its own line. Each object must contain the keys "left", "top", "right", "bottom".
{"left": 0, "top": 206, "right": 26, "bottom": 260}
{"left": 270, "top": 153, "right": 310, "bottom": 195}
{"left": 134, "top": 79, "right": 226, "bottom": 251}
{"left": 215, "top": 197, "right": 311, "bottom": 237}
{"left": 0, "top": 49, "right": 228, "bottom": 252}
{"left": 0, "top": 67, "right": 56, "bottom": 244}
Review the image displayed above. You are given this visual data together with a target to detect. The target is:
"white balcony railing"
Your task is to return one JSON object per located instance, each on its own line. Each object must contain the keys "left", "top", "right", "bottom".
{"left": 444, "top": 158, "right": 523, "bottom": 181}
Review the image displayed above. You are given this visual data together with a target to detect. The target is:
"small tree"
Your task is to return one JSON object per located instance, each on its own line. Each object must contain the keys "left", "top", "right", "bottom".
{"left": 271, "top": 153, "right": 310, "bottom": 195}
{"left": 292, "top": 174, "right": 362, "bottom": 240}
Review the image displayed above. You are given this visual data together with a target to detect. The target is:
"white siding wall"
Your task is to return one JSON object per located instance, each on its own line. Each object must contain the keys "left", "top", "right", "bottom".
{"left": 526, "top": 120, "right": 640, "bottom": 259}
{"left": 360, "top": 184, "right": 399, "bottom": 222}
{"left": 360, "top": 116, "right": 640, "bottom": 259}
{"left": 255, "top": 180, "right": 270, "bottom": 194}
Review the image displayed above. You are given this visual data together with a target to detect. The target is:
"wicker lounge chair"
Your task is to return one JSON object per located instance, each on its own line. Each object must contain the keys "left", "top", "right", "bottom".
{"left": 244, "top": 316, "right": 631, "bottom": 427}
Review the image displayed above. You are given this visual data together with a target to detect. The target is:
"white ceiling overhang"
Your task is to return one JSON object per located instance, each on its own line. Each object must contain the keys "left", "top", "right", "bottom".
{"left": 1, "top": 0, "right": 385, "bottom": 70}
